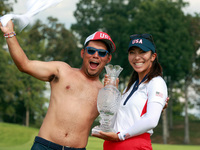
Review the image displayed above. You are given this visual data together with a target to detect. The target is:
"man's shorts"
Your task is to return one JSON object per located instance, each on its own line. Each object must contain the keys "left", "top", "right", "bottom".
{"left": 104, "top": 133, "right": 152, "bottom": 150}
{"left": 31, "top": 136, "right": 86, "bottom": 150}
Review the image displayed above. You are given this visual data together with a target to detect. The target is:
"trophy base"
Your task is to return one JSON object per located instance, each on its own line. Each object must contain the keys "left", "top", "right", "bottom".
{"left": 91, "top": 125, "right": 114, "bottom": 134}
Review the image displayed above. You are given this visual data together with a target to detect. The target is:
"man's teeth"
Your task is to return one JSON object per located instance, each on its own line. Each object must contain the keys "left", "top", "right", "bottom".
{"left": 91, "top": 61, "right": 99, "bottom": 64}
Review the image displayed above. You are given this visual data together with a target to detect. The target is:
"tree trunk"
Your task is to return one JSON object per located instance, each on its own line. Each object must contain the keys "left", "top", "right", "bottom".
{"left": 25, "top": 100, "right": 29, "bottom": 127}
{"left": 169, "top": 84, "right": 173, "bottom": 130}
{"left": 184, "top": 79, "right": 190, "bottom": 144}
{"left": 162, "top": 109, "right": 168, "bottom": 144}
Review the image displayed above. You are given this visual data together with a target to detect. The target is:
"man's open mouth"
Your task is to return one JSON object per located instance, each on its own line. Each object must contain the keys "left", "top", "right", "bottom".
{"left": 90, "top": 61, "right": 99, "bottom": 69}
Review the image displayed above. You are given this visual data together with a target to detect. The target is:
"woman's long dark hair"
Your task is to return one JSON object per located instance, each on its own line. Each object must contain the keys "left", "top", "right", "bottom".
{"left": 125, "top": 35, "right": 163, "bottom": 93}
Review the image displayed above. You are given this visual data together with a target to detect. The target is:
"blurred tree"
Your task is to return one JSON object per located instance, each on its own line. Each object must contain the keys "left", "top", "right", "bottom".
{"left": 182, "top": 13, "right": 200, "bottom": 144}
{"left": 0, "top": 48, "right": 21, "bottom": 122}
{"left": 41, "top": 17, "right": 81, "bottom": 68}
{"left": 0, "top": 22, "right": 48, "bottom": 126}
{"left": 188, "top": 13, "right": 200, "bottom": 114}
{"left": 0, "top": 0, "right": 18, "bottom": 122}
{"left": 0, "top": 0, "right": 14, "bottom": 15}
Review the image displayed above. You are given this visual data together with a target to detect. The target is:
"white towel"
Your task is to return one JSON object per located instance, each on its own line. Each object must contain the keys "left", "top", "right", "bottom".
{"left": 0, "top": 0, "right": 63, "bottom": 31}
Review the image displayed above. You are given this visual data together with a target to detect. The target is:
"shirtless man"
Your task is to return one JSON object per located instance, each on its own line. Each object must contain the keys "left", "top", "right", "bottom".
{"left": 0, "top": 20, "right": 115, "bottom": 150}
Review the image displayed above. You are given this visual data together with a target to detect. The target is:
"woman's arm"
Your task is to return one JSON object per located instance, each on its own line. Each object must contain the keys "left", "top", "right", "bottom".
{"left": 118, "top": 102, "right": 163, "bottom": 140}
{"left": 92, "top": 102, "right": 163, "bottom": 141}
{"left": 0, "top": 20, "right": 67, "bottom": 81}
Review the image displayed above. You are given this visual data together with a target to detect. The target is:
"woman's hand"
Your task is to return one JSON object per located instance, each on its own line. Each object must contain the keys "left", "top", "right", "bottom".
{"left": 162, "top": 97, "right": 169, "bottom": 112}
{"left": 91, "top": 131, "right": 120, "bottom": 141}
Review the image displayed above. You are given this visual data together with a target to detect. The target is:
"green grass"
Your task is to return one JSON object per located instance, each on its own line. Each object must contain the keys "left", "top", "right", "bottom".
{"left": 87, "top": 137, "right": 104, "bottom": 149}
{"left": 0, "top": 122, "right": 200, "bottom": 150}
{"left": 152, "top": 144, "right": 200, "bottom": 150}
{"left": 0, "top": 122, "right": 38, "bottom": 150}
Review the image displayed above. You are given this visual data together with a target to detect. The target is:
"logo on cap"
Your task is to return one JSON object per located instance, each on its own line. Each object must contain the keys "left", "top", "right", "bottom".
{"left": 132, "top": 39, "right": 143, "bottom": 44}
{"left": 99, "top": 33, "right": 111, "bottom": 40}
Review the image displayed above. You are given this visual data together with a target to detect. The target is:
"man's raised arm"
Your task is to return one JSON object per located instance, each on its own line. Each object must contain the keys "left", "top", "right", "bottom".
{"left": 0, "top": 20, "right": 63, "bottom": 81}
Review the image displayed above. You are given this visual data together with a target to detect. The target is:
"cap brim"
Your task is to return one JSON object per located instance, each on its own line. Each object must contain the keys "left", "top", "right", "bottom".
{"left": 129, "top": 43, "right": 151, "bottom": 52}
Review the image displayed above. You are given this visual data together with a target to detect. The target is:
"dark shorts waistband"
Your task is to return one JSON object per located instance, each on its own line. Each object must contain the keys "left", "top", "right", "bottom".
{"left": 34, "top": 136, "right": 86, "bottom": 150}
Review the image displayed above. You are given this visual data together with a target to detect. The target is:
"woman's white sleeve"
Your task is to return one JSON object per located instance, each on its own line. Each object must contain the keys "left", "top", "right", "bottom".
{"left": 118, "top": 102, "right": 163, "bottom": 141}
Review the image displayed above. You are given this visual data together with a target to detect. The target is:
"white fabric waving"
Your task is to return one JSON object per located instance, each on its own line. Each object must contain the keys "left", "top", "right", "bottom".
{"left": 0, "top": 0, "right": 63, "bottom": 31}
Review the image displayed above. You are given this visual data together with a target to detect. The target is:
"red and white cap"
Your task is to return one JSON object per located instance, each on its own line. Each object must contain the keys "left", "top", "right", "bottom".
{"left": 84, "top": 31, "right": 116, "bottom": 53}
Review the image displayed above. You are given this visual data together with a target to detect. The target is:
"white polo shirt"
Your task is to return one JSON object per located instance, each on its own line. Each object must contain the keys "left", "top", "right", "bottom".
{"left": 113, "top": 76, "right": 168, "bottom": 140}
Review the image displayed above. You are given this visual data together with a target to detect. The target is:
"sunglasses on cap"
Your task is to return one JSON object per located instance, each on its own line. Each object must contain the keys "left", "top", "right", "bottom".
{"left": 130, "top": 33, "right": 154, "bottom": 42}
{"left": 130, "top": 33, "right": 152, "bottom": 39}
{"left": 85, "top": 47, "right": 109, "bottom": 57}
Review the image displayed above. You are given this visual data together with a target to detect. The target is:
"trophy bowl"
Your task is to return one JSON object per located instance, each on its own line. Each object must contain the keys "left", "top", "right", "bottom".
{"left": 92, "top": 64, "right": 123, "bottom": 134}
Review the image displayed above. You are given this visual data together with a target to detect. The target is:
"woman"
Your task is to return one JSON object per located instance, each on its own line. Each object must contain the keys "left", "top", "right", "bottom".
{"left": 92, "top": 34, "right": 168, "bottom": 150}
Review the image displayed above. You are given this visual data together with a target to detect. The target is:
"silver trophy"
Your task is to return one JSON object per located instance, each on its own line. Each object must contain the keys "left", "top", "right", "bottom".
{"left": 92, "top": 64, "right": 123, "bottom": 133}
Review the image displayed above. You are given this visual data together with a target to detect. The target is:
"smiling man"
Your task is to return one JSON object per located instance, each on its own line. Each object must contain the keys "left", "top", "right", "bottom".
{"left": 0, "top": 20, "right": 115, "bottom": 150}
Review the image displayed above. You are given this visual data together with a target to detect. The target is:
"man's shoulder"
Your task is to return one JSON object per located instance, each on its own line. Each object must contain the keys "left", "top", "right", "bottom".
{"left": 53, "top": 61, "right": 71, "bottom": 68}
{"left": 48, "top": 61, "right": 73, "bottom": 82}
{"left": 53, "top": 61, "right": 77, "bottom": 73}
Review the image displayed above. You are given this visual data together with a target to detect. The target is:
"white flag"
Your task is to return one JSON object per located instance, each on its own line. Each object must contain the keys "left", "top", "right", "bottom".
{"left": 0, "top": 0, "right": 63, "bottom": 31}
